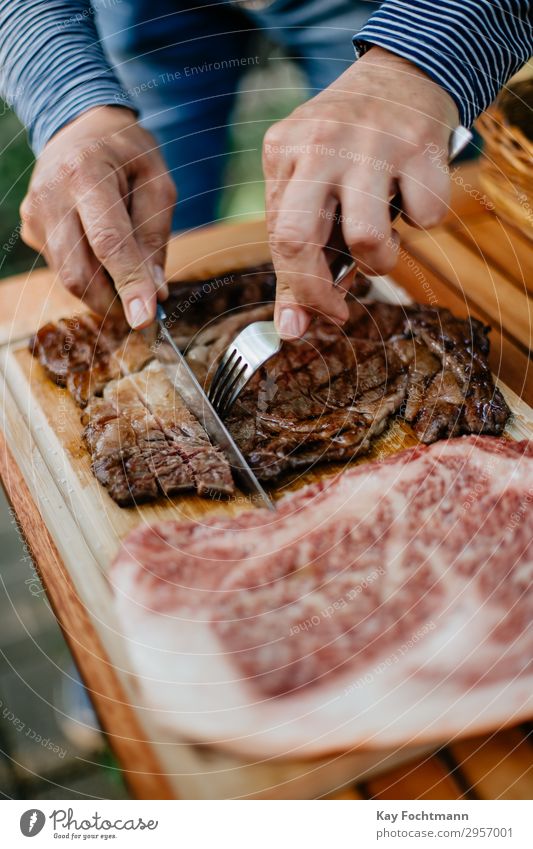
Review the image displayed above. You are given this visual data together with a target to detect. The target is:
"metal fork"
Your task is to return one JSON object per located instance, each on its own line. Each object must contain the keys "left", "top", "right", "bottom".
{"left": 207, "top": 254, "right": 351, "bottom": 416}
{"left": 208, "top": 320, "right": 282, "bottom": 416}
{"left": 209, "top": 125, "right": 473, "bottom": 417}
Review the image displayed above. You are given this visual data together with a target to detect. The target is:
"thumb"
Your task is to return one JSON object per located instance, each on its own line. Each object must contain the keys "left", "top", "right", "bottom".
{"left": 274, "top": 280, "right": 312, "bottom": 340}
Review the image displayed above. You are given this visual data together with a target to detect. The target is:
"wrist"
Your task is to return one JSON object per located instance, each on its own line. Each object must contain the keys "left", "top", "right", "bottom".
{"left": 43, "top": 105, "right": 139, "bottom": 154}
{"left": 356, "top": 45, "right": 460, "bottom": 127}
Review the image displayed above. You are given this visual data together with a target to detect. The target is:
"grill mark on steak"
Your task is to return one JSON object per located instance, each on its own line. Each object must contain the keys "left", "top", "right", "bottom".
{"left": 402, "top": 307, "right": 510, "bottom": 440}
{"left": 82, "top": 398, "right": 157, "bottom": 505}
{"left": 129, "top": 362, "right": 234, "bottom": 497}
{"left": 226, "top": 336, "right": 409, "bottom": 480}
{"left": 33, "top": 313, "right": 234, "bottom": 504}
{"left": 102, "top": 370, "right": 192, "bottom": 500}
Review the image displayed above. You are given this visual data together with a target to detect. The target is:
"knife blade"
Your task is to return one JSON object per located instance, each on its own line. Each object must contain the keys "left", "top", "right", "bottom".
{"left": 156, "top": 303, "right": 275, "bottom": 511}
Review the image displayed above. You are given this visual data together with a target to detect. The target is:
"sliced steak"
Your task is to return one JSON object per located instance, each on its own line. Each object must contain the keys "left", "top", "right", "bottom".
{"left": 403, "top": 307, "right": 510, "bottom": 440}
{"left": 31, "top": 266, "right": 510, "bottom": 498}
{"left": 82, "top": 398, "right": 158, "bottom": 505}
{"left": 31, "top": 313, "right": 152, "bottom": 407}
{"left": 112, "top": 436, "right": 533, "bottom": 758}
{"left": 82, "top": 362, "right": 234, "bottom": 504}
{"left": 130, "top": 361, "right": 234, "bottom": 496}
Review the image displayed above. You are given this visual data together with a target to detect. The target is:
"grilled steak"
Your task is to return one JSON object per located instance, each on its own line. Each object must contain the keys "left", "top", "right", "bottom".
{"left": 82, "top": 362, "right": 233, "bottom": 505}
{"left": 226, "top": 330, "right": 409, "bottom": 480}
{"left": 31, "top": 263, "right": 510, "bottom": 496}
{"left": 204, "top": 301, "right": 510, "bottom": 481}
{"left": 392, "top": 307, "right": 510, "bottom": 440}
{"left": 112, "top": 435, "right": 533, "bottom": 758}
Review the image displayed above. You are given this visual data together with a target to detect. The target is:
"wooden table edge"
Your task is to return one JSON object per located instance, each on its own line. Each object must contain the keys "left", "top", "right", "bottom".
{"left": 0, "top": 430, "right": 174, "bottom": 800}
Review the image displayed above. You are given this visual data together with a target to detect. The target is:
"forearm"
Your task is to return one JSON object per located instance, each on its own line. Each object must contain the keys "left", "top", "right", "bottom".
{"left": 354, "top": 0, "right": 532, "bottom": 126}
{"left": 0, "top": 0, "right": 136, "bottom": 153}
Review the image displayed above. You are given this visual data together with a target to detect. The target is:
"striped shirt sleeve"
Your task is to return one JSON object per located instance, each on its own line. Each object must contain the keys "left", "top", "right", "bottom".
{"left": 0, "top": 1, "right": 136, "bottom": 155}
{"left": 354, "top": 0, "right": 533, "bottom": 127}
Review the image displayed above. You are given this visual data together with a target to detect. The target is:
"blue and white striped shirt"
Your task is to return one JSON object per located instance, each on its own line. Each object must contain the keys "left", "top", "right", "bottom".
{"left": 0, "top": 0, "right": 531, "bottom": 154}
{"left": 354, "top": 0, "right": 532, "bottom": 127}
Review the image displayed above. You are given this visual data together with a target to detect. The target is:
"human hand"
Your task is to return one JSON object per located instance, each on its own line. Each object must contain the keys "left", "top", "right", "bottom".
{"left": 21, "top": 106, "right": 176, "bottom": 328}
{"left": 262, "top": 47, "right": 459, "bottom": 339}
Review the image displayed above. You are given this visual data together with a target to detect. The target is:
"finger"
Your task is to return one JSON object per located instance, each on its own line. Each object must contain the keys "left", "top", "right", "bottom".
{"left": 20, "top": 195, "right": 46, "bottom": 253}
{"left": 45, "top": 213, "right": 117, "bottom": 316}
{"left": 398, "top": 154, "right": 451, "bottom": 230}
{"left": 75, "top": 167, "right": 157, "bottom": 328}
{"left": 263, "top": 129, "right": 297, "bottom": 237}
{"left": 129, "top": 170, "right": 176, "bottom": 301}
{"left": 269, "top": 175, "right": 349, "bottom": 339}
{"left": 262, "top": 122, "right": 296, "bottom": 185}
{"left": 338, "top": 168, "right": 399, "bottom": 276}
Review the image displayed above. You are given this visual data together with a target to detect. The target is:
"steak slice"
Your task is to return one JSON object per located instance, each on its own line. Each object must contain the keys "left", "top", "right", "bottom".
{"left": 82, "top": 362, "right": 234, "bottom": 504}
{"left": 130, "top": 362, "right": 234, "bottom": 496}
{"left": 403, "top": 307, "right": 510, "bottom": 440}
{"left": 82, "top": 399, "right": 146, "bottom": 505}
{"left": 31, "top": 313, "right": 152, "bottom": 407}
{"left": 112, "top": 436, "right": 533, "bottom": 758}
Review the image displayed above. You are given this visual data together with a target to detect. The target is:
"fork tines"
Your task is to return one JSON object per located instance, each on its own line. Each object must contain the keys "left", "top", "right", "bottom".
{"left": 208, "top": 347, "right": 252, "bottom": 416}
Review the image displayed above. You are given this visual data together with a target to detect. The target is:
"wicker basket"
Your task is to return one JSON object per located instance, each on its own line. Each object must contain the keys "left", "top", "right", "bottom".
{"left": 477, "top": 81, "right": 533, "bottom": 241}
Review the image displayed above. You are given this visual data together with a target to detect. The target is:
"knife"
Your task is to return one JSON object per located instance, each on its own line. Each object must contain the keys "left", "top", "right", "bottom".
{"left": 156, "top": 303, "right": 275, "bottom": 511}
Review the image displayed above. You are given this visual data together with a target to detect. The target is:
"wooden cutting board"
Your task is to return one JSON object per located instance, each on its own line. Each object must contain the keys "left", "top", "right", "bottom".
{"left": 1, "top": 168, "right": 533, "bottom": 798}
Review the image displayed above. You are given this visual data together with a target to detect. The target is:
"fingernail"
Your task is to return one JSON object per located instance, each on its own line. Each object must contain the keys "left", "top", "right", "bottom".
{"left": 154, "top": 264, "right": 169, "bottom": 300}
{"left": 278, "top": 307, "right": 308, "bottom": 340}
{"left": 127, "top": 297, "right": 150, "bottom": 328}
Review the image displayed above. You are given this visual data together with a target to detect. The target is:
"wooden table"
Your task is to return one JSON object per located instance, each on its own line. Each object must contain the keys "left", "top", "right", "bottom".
{"left": 0, "top": 164, "right": 532, "bottom": 800}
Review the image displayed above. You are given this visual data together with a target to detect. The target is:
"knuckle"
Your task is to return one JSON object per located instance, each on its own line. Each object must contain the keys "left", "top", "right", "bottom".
{"left": 59, "top": 271, "right": 86, "bottom": 297}
{"left": 19, "top": 197, "right": 34, "bottom": 225}
{"left": 114, "top": 273, "right": 144, "bottom": 294}
{"left": 271, "top": 222, "right": 315, "bottom": 257}
{"left": 263, "top": 123, "right": 286, "bottom": 158}
{"left": 410, "top": 199, "right": 447, "bottom": 230}
{"left": 371, "top": 251, "right": 397, "bottom": 274}
{"left": 20, "top": 203, "right": 40, "bottom": 249}
{"left": 62, "top": 146, "right": 100, "bottom": 181}
{"left": 138, "top": 229, "right": 165, "bottom": 252}
{"left": 307, "top": 125, "right": 330, "bottom": 148}
{"left": 20, "top": 224, "right": 39, "bottom": 251}
{"left": 419, "top": 210, "right": 445, "bottom": 229}
{"left": 61, "top": 154, "right": 87, "bottom": 183}
{"left": 346, "top": 229, "right": 385, "bottom": 253}
{"left": 90, "top": 226, "right": 126, "bottom": 261}
{"left": 160, "top": 178, "right": 177, "bottom": 207}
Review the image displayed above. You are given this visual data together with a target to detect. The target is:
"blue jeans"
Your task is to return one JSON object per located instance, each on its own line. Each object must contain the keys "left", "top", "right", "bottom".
{"left": 95, "top": 0, "right": 371, "bottom": 230}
